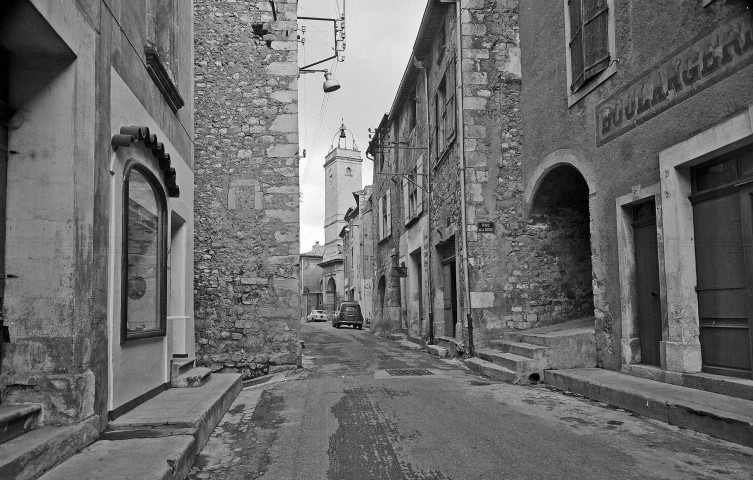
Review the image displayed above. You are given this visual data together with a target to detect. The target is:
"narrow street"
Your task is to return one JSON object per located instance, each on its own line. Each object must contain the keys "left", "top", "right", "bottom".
{"left": 188, "top": 323, "right": 753, "bottom": 480}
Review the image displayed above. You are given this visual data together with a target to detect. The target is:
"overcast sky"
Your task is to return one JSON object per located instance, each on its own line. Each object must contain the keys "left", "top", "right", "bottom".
{"left": 298, "top": 0, "right": 426, "bottom": 253}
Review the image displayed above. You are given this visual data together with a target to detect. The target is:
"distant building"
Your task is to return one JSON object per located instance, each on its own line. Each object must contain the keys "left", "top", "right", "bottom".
{"left": 193, "top": 0, "right": 302, "bottom": 378}
{"left": 319, "top": 125, "right": 362, "bottom": 313}
{"left": 340, "top": 186, "right": 374, "bottom": 325}
{"left": 300, "top": 241, "right": 325, "bottom": 320}
{"left": 521, "top": 0, "right": 753, "bottom": 380}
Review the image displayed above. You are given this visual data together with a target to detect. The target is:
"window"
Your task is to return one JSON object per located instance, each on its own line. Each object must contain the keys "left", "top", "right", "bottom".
{"left": 403, "top": 156, "right": 425, "bottom": 225}
{"left": 146, "top": 0, "right": 184, "bottom": 112}
{"left": 122, "top": 164, "right": 167, "bottom": 342}
{"left": 434, "top": 61, "right": 456, "bottom": 160}
{"left": 407, "top": 93, "right": 417, "bottom": 134}
{"left": 565, "top": 0, "right": 615, "bottom": 104}
{"left": 379, "top": 189, "right": 392, "bottom": 240}
{"left": 345, "top": 166, "right": 352, "bottom": 176}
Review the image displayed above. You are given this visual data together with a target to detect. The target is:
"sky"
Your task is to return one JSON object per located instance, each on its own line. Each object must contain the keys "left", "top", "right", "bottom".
{"left": 298, "top": 0, "right": 426, "bottom": 253}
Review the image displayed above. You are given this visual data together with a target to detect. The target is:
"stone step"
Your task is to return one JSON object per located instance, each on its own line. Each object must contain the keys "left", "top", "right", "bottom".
{"left": 502, "top": 318, "right": 596, "bottom": 369}
{"left": 489, "top": 339, "right": 547, "bottom": 360}
{"left": 387, "top": 333, "right": 406, "bottom": 342}
{"left": 465, "top": 357, "right": 517, "bottom": 382}
{"left": 171, "top": 367, "right": 211, "bottom": 388}
{"left": 545, "top": 368, "right": 753, "bottom": 449}
{"left": 476, "top": 348, "right": 533, "bottom": 373}
{"left": 171, "top": 357, "right": 196, "bottom": 378}
{"left": 0, "top": 404, "right": 42, "bottom": 445}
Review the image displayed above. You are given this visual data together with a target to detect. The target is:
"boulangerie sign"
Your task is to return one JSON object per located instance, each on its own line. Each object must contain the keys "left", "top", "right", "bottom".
{"left": 596, "top": 14, "right": 753, "bottom": 146}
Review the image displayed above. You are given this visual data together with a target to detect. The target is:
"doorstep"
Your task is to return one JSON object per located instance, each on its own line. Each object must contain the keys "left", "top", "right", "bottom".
{"left": 38, "top": 373, "right": 242, "bottom": 480}
{"left": 545, "top": 368, "right": 753, "bottom": 448}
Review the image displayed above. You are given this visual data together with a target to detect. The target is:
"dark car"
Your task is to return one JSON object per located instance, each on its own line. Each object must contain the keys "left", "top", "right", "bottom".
{"left": 332, "top": 302, "right": 364, "bottom": 329}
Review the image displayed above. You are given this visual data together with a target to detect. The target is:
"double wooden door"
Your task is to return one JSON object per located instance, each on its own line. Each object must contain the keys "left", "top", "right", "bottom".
{"left": 692, "top": 186, "right": 753, "bottom": 379}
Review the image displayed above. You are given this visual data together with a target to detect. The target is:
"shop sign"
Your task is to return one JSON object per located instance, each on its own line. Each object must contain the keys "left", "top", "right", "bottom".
{"left": 596, "top": 14, "right": 753, "bottom": 146}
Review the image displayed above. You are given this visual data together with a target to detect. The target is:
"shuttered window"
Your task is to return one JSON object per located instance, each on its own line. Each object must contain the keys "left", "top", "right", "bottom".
{"left": 379, "top": 190, "right": 392, "bottom": 240}
{"left": 433, "top": 58, "right": 457, "bottom": 161}
{"left": 568, "top": 0, "right": 610, "bottom": 93}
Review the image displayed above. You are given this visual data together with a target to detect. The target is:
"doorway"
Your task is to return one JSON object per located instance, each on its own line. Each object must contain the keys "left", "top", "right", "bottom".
{"left": 438, "top": 239, "right": 457, "bottom": 338}
{"left": 691, "top": 147, "right": 753, "bottom": 379}
{"left": 632, "top": 199, "right": 661, "bottom": 367}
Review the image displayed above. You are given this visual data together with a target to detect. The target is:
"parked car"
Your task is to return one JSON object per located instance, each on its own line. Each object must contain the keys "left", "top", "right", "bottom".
{"left": 306, "top": 309, "right": 328, "bottom": 323}
{"left": 332, "top": 302, "right": 364, "bottom": 329}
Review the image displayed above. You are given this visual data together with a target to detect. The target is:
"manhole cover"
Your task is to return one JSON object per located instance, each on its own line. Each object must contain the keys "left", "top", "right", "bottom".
{"left": 385, "top": 368, "right": 435, "bottom": 377}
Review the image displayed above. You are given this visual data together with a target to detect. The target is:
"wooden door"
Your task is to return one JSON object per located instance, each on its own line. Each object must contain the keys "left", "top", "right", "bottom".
{"left": 632, "top": 200, "right": 662, "bottom": 366}
{"left": 693, "top": 189, "right": 753, "bottom": 379}
{"left": 442, "top": 262, "right": 456, "bottom": 337}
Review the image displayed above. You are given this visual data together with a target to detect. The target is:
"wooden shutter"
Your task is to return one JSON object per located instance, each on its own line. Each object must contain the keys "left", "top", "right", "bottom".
{"left": 445, "top": 59, "right": 456, "bottom": 142}
{"left": 403, "top": 176, "right": 410, "bottom": 225}
{"left": 568, "top": 0, "right": 585, "bottom": 92}
{"left": 582, "top": 0, "right": 610, "bottom": 83}
{"left": 378, "top": 196, "right": 384, "bottom": 239}
{"left": 416, "top": 156, "right": 424, "bottom": 215}
{"left": 386, "top": 188, "right": 392, "bottom": 237}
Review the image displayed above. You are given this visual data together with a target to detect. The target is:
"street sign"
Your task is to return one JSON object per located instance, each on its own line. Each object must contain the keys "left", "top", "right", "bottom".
{"left": 477, "top": 222, "right": 495, "bottom": 233}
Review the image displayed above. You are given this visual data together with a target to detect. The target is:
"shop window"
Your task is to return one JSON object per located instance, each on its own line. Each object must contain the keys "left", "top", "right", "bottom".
{"left": 122, "top": 164, "right": 167, "bottom": 342}
{"left": 564, "top": 0, "right": 616, "bottom": 105}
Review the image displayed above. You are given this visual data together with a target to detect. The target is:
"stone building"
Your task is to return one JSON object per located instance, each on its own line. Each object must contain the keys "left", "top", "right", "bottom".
{"left": 193, "top": 0, "right": 301, "bottom": 378}
{"left": 340, "top": 186, "right": 374, "bottom": 324}
{"left": 300, "top": 241, "right": 325, "bottom": 321}
{"left": 0, "top": 0, "right": 237, "bottom": 476}
{"left": 367, "top": 0, "right": 527, "bottom": 351}
{"left": 319, "top": 127, "right": 362, "bottom": 313}
{"left": 521, "top": 0, "right": 753, "bottom": 386}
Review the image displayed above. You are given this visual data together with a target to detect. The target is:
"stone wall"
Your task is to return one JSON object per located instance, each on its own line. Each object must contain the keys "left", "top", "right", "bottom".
{"left": 194, "top": 0, "right": 300, "bottom": 378}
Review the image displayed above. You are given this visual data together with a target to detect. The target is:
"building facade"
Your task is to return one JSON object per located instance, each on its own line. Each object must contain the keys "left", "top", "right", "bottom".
{"left": 340, "top": 186, "right": 374, "bottom": 324}
{"left": 319, "top": 131, "right": 362, "bottom": 313}
{"left": 300, "top": 241, "right": 324, "bottom": 321}
{"left": 193, "top": 0, "right": 302, "bottom": 378}
{"left": 521, "top": 0, "right": 753, "bottom": 380}
{"left": 0, "top": 0, "right": 197, "bottom": 471}
{"left": 368, "top": 0, "right": 524, "bottom": 350}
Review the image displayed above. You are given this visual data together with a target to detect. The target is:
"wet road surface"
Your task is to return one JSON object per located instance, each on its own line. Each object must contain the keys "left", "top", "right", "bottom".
{"left": 188, "top": 322, "right": 753, "bottom": 479}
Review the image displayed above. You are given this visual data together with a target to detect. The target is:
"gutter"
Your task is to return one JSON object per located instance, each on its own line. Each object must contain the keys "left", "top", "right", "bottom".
{"left": 454, "top": 0, "right": 474, "bottom": 357}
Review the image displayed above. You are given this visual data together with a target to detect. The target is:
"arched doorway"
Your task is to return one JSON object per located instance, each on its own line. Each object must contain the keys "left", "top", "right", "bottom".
{"left": 325, "top": 277, "right": 337, "bottom": 313}
{"left": 530, "top": 165, "right": 594, "bottom": 324}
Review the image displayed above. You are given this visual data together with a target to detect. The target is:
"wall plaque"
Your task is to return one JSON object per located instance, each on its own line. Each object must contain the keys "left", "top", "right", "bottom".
{"left": 596, "top": 14, "right": 753, "bottom": 146}
{"left": 477, "top": 222, "right": 495, "bottom": 233}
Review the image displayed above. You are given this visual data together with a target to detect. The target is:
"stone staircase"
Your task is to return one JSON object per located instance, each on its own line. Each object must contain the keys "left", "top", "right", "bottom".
{"left": 466, "top": 317, "right": 597, "bottom": 383}
{"left": 171, "top": 357, "right": 211, "bottom": 388}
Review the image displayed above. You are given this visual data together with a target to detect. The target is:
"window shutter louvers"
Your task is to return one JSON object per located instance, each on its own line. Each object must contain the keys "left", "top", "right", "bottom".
{"left": 582, "top": 0, "right": 610, "bottom": 82}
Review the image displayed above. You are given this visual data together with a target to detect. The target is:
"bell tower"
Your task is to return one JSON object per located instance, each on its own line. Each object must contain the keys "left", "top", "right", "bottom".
{"left": 323, "top": 122, "right": 362, "bottom": 246}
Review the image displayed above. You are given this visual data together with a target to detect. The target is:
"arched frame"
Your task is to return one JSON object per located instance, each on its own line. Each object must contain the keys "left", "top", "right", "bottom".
{"left": 121, "top": 160, "right": 168, "bottom": 343}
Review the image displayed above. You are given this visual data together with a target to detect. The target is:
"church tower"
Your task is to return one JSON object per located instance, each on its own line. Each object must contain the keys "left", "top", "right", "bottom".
{"left": 320, "top": 123, "right": 362, "bottom": 311}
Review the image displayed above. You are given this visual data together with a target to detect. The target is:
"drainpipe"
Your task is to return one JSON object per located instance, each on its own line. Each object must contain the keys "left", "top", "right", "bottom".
{"left": 454, "top": 0, "right": 474, "bottom": 357}
{"left": 413, "top": 54, "right": 434, "bottom": 345}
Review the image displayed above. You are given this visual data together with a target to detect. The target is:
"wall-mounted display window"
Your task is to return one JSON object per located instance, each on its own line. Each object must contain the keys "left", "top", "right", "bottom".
{"left": 122, "top": 163, "right": 167, "bottom": 342}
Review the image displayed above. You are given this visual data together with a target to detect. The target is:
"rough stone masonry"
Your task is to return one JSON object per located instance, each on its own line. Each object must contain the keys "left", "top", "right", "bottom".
{"left": 194, "top": 0, "right": 301, "bottom": 378}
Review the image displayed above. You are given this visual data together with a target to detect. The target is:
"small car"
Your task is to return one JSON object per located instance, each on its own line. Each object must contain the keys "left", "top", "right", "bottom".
{"left": 306, "top": 309, "right": 328, "bottom": 323}
{"left": 332, "top": 302, "right": 364, "bottom": 329}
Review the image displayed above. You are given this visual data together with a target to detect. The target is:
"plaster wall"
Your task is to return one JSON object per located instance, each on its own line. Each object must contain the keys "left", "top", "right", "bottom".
{"left": 520, "top": 0, "right": 753, "bottom": 370}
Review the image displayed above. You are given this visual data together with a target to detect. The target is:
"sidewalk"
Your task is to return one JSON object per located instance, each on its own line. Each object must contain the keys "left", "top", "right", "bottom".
{"left": 37, "top": 373, "right": 241, "bottom": 480}
{"left": 545, "top": 368, "right": 753, "bottom": 448}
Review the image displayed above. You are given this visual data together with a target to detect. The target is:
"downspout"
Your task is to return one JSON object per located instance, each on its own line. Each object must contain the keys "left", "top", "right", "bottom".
{"left": 454, "top": 0, "right": 474, "bottom": 356}
{"left": 413, "top": 54, "right": 434, "bottom": 345}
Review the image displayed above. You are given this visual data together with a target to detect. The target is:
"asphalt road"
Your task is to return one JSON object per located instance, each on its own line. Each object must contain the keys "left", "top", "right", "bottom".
{"left": 188, "top": 322, "right": 753, "bottom": 480}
